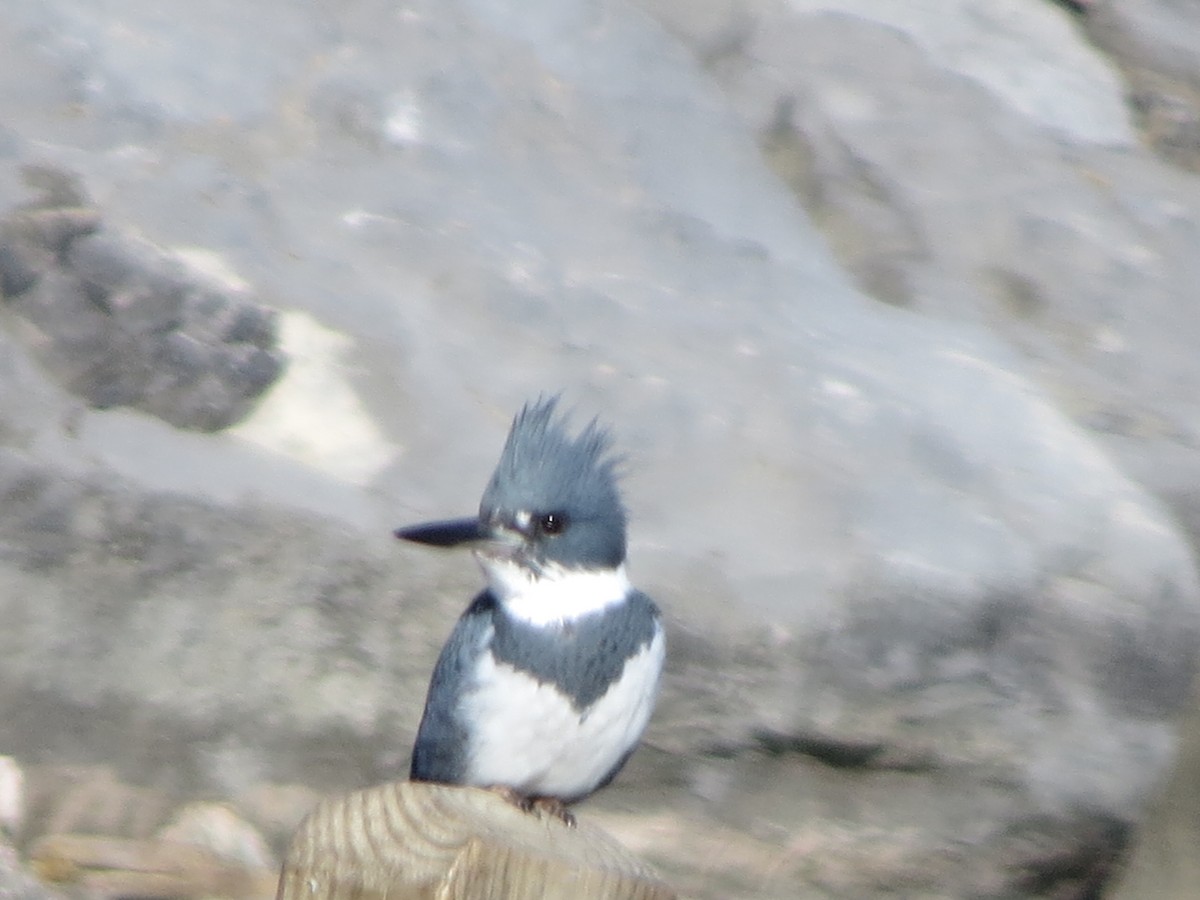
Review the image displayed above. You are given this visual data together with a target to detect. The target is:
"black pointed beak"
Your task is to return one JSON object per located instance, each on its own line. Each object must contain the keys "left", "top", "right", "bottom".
{"left": 394, "top": 517, "right": 488, "bottom": 547}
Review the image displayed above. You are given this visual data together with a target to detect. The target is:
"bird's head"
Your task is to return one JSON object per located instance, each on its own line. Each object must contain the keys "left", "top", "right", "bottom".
{"left": 395, "top": 396, "right": 628, "bottom": 587}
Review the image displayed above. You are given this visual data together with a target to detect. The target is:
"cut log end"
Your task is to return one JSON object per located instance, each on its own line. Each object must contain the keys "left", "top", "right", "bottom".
{"left": 276, "top": 781, "right": 676, "bottom": 900}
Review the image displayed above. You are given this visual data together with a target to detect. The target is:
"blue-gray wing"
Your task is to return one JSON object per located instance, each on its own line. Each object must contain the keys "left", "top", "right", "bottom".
{"left": 408, "top": 591, "right": 496, "bottom": 783}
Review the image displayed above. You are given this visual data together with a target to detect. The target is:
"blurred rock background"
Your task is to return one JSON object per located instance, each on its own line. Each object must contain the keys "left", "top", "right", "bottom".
{"left": 1, "top": 0, "right": 1200, "bottom": 897}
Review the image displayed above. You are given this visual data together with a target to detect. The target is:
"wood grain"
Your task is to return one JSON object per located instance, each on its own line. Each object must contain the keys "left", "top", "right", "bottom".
{"left": 276, "top": 781, "right": 676, "bottom": 900}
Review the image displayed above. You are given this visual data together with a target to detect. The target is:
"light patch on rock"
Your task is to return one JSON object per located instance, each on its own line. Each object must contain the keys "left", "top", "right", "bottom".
{"left": 384, "top": 91, "right": 425, "bottom": 146}
{"left": 1110, "top": 497, "right": 1177, "bottom": 542}
{"left": 1023, "top": 390, "right": 1123, "bottom": 480}
{"left": 819, "top": 376, "right": 873, "bottom": 423}
{"left": 1093, "top": 326, "right": 1126, "bottom": 353}
{"left": 169, "top": 245, "right": 252, "bottom": 293}
{"left": 340, "top": 209, "right": 395, "bottom": 228}
{"left": 0, "top": 756, "right": 24, "bottom": 838}
{"left": 229, "top": 311, "right": 397, "bottom": 486}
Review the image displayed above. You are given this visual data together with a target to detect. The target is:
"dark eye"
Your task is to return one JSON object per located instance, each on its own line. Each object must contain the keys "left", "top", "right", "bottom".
{"left": 537, "top": 511, "right": 569, "bottom": 536}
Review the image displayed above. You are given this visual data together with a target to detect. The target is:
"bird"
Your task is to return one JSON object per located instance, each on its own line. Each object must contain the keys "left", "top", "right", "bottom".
{"left": 395, "top": 396, "right": 664, "bottom": 825}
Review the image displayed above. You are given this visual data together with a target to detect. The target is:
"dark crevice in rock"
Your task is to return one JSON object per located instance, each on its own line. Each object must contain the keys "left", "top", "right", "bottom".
{"left": 1005, "top": 813, "right": 1130, "bottom": 900}
{"left": 1078, "top": 6, "right": 1200, "bottom": 173}
{"left": 759, "top": 94, "right": 928, "bottom": 308}
{"left": 752, "top": 728, "right": 939, "bottom": 772}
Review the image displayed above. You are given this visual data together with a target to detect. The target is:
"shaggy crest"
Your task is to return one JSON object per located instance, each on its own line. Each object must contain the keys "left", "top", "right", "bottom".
{"left": 481, "top": 396, "right": 624, "bottom": 525}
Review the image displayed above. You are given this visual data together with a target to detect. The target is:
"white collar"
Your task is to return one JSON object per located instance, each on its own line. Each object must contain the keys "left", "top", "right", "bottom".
{"left": 478, "top": 557, "right": 631, "bottom": 627}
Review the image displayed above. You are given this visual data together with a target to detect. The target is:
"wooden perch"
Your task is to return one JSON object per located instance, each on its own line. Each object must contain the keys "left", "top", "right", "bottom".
{"left": 29, "top": 833, "right": 277, "bottom": 899}
{"left": 276, "top": 781, "right": 676, "bottom": 900}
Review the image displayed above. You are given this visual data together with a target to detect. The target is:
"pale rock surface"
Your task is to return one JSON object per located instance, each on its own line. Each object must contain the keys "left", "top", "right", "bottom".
{"left": 1, "top": 1, "right": 1199, "bottom": 897}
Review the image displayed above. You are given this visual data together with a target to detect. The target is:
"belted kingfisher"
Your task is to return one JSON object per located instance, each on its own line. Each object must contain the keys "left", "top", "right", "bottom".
{"left": 396, "top": 397, "right": 664, "bottom": 822}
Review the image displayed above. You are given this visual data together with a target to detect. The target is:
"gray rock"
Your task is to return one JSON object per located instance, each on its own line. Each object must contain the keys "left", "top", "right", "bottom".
{"left": 637, "top": 0, "right": 1200, "bottom": 561}
{"left": 0, "top": 174, "right": 284, "bottom": 431}
{"left": 0, "top": 0, "right": 1197, "bottom": 897}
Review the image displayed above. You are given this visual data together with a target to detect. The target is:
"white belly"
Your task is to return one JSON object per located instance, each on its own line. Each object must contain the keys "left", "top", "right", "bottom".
{"left": 461, "top": 625, "right": 665, "bottom": 799}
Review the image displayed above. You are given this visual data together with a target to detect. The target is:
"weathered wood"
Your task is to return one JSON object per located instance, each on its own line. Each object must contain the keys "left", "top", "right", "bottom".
{"left": 276, "top": 781, "right": 676, "bottom": 900}
{"left": 28, "top": 833, "right": 277, "bottom": 899}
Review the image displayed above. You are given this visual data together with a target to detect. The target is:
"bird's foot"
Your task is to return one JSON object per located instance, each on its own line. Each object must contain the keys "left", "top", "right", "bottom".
{"left": 486, "top": 784, "right": 534, "bottom": 813}
{"left": 485, "top": 786, "right": 576, "bottom": 828}
{"left": 529, "top": 796, "right": 576, "bottom": 828}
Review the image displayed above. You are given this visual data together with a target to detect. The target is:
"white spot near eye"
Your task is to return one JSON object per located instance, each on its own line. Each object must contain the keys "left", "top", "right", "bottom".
{"left": 514, "top": 509, "right": 532, "bottom": 531}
